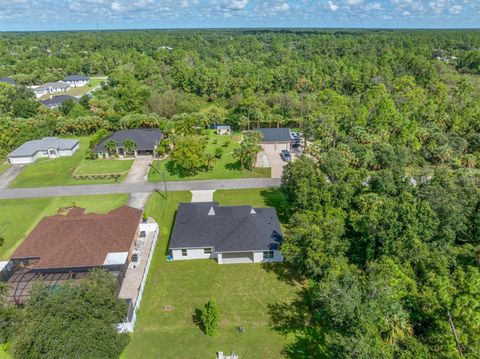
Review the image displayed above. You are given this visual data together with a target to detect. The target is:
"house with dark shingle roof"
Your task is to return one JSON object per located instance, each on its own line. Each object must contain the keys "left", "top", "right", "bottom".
{"left": 94, "top": 128, "right": 163, "bottom": 158}
{"left": 2, "top": 206, "right": 143, "bottom": 305}
{"left": 64, "top": 74, "right": 89, "bottom": 87}
{"left": 169, "top": 202, "right": 284, "bottom": 264}
{"left": 41, "top": 95, "right": 77, "bottom": 109}
{"left": 255, "top": 128, "right": 292, "bottom": 151}
{"left": 0, "top": 77, "right": 15, "bottom": 86}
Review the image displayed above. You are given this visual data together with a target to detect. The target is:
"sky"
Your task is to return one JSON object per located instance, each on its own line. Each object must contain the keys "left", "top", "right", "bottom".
{"left": 0, "top": 0, "right": 478, "bottom": 31}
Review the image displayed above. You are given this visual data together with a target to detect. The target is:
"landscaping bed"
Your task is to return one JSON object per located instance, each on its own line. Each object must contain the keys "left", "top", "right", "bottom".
{"left": 73, "top": 159, "right": 133, "bottom": 180}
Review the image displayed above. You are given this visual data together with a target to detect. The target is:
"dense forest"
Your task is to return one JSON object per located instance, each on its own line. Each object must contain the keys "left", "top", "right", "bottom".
{"left": 0, "top": 29, "right": 480, "bottom": 357}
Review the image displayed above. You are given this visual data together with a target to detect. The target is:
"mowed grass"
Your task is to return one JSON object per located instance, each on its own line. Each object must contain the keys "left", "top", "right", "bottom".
{"left": 75, "top": 159, "right": 133, "bottom": 175}
{"left": 148, "top": 131, "right": 270, "bottom": 182}
{"left": 123, "top": 189, "right": 299, "bottom": 359}
{"left": 10, "top": 137, "right": 129, "bottom": 188}
{"left": 0, "top": 194, "right": 128, "bottom": 260}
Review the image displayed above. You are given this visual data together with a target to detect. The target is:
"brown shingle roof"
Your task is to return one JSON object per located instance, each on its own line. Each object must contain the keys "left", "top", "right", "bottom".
{"left": 11, "top": 206, "right": 142, "bottom": 270}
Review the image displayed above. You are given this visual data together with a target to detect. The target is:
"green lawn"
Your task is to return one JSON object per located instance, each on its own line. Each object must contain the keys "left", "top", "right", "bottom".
{"left": 148, "top": 131, "right": 270, "bottom": 182}
{"left": 0, "top": 160, "right": 10, "bottom": 175}
{"left": 0, "top": 194, "right": 128, "bottom": 260}
{"left": 123, "top": 189, "right": 299, "bottom": 359}
{"left": 9, "top": 137, "right": 129, "bottom": 188}
{"left": 75, "top": 159, "right": 133, "bottom": 175}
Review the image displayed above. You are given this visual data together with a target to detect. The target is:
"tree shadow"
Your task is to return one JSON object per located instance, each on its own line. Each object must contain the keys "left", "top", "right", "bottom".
{"left": 164, "top": 160, "right": 193, "bottom": 179}
{"left": 268, "top": 288, "right": 330, "bottom": 358}
{"left": 261, "top": 262, "right": 300, "bottom": 286}
{"left": 225, "top": 160, "right": 242, "bottom": 171}
{"left": 192, "top": 307, "right": 205, "bottom": 334}
{"left": 260, "top": 188, "right": 288, "bottom": 223}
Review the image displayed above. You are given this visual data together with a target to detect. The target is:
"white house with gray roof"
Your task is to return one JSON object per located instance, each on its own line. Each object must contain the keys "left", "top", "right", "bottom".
{"left": 8, "top": 137, "right": 79, "bottom": 164}
{"left": 64, "top": 75, "right": 89, "bottom": 87}
{"left": 33, "top": 81, "right": 70, "bottom": 98}
{"left": 169, "top": 202, "right": 284, "bottom": 264}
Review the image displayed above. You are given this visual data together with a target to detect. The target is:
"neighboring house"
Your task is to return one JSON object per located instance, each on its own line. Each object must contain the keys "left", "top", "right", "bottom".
{"left": 7, "top": 137, "right": 79, "bottom": 164}
{"left": 0, "top": 77, "right": 15, "bottom": 86}
{"left": 0, "top": 206, "right": 142, "bottom": 305}
{"left": 33, "top": 81, "right": 70, "bottom": 98}
{"left": 41, "top": 95, "right": 77, "bottom": 109}
{"left": 94, "top": 128, "right": 163, "bottom": 158}
{"left": 256, "top": 128, "right": 292, "bottom": 151}
{"left": 169, "top": 202, "right": 284, "bottom": 264}
{"left": 64, "top": 74, "right": 90, "bottom": 87}
{"left": 216, "top": 125, "right": 231, "bottom": 135}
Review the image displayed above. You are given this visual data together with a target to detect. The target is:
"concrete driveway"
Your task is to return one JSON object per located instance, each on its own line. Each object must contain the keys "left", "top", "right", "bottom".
{"left": 264, "top": 150, "right": 288, "bottom": 178}
{"left": 0, "top": 165, "right": 25, "bottom": 189}
{"left": 124, "top": 156, "right": 152, "bottom": 184}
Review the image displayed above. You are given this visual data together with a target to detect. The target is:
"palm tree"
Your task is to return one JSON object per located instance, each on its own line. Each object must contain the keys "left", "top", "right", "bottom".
{"left": 104, "top": 140, "right": 117, "bottom": 157}
{"left": 122, "top": 138, "right": 137, "bottom": 157}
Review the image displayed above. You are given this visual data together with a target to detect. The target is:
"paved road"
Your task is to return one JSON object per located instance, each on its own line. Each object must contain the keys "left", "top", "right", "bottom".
{"left": 0, "top": 178, "right": 281, "bottom": 199}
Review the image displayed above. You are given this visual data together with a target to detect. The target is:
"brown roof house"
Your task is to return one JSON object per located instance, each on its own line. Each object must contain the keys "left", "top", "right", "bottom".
{"left": 0, "top": 206, "right": 148, "bottom": 307}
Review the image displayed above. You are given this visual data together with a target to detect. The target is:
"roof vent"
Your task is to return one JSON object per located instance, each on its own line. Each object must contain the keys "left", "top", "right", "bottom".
{"left": 250, "top": 208, "right": 256, "bottom": 214}
{"left": 208, "top": 207, "right": 215, "bottom": 216}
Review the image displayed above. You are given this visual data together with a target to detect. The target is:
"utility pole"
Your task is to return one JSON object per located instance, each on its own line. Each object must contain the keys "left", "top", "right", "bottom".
{"left": 448, "top": 311, "right": 463, "bottom": 357}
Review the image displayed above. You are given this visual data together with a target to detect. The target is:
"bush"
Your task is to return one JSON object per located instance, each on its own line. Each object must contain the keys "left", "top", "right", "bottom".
{"left": 212, "top": 139, "right": 218, "bottom": 145}
{"left": 222, "top": 141, "right": 230, "bottom": 147}
{"left": 200, "top": 300, "right": 219, "bottom": 337}
{"left": 214, "top": 147, "right": 224, "bottom": 159}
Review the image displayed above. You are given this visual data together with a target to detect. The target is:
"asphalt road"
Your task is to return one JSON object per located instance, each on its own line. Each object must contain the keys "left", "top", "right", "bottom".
{"left": 0, "top": 178, "right": 281, "bottom": 199}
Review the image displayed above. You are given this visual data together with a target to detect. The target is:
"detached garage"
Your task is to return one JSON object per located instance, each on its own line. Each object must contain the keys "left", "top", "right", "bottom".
{"left": 256, "top": 128, "right": 292, "bottom": 151}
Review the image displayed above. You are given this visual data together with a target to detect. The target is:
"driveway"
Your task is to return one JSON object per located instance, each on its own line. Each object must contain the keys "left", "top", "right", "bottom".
{"left": 0, "top": 165, "right": 25, "bottom": 189}
{"left": 124, "top": 156, "right": 152, "bottom": 184}
{"left": 264, "top": 150, "right": 287, "bottom": 178}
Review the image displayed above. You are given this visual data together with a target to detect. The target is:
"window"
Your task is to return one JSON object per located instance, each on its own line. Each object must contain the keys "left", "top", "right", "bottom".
{"left": 263, "top": 251, "right": 274, "bottom": 260}
{"left": 204, "top": 248, "right": 212, "bottom": 255}
{"left": 181, "top": 249, "right": 187, "bottom": 257}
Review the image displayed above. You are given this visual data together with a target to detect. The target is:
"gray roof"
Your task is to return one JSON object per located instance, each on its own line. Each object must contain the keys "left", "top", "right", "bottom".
{"left": 41, "top": 95, "right": 77, "bottom": 108}
{"left": 217, "top": 125, "right": 231, "bottom": 130}
{"left": 94, "top": 129, "right": 163, "bottom": 152}
{"left": 255, "top": 128, "right": 291, "bottom": 143}
{"left": 8, "top": 137, "right": 79, "bottom": 158}
{"left": 35, "top": 81, "right": 70, "bottom": 91}
{"left": 169, "top": 202, "right": 283, "bottom": 252}
{"left": 65, "top": 75, "right": 89, "bottom": 81}
{"left": 0, "top": 77, "right": 15, "bottom": 85}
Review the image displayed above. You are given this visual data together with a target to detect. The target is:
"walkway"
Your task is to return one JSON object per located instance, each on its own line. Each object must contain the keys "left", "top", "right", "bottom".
{"left": 0, "top": 165, "right": 24, "bottom": 189}
{"left": 191, "top": 190, "right": 215, "bottom": 202}
{"left": 0, "top": 178, "right": 281, "bottom": 199}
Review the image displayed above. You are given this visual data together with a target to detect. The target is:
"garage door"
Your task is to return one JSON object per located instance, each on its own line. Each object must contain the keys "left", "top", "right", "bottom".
{"left": 221, "top": 252, "right": 253, "bottom": 264}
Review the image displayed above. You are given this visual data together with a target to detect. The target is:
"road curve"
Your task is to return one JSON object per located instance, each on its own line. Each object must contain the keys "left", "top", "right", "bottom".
{"left": 0, "top": 178, "right": 282, "bottom": 199}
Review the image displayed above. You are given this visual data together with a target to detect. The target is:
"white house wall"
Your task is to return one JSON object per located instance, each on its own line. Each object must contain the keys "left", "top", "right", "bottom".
{"left": 171, "top": 248, "right": 215, "bottom": 260}
{"left": 171, "top": 248, "right": 283, "bottom": 264}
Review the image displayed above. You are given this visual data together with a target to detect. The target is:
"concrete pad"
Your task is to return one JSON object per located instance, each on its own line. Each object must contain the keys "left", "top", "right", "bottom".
{"left": 128, "top": 192, "right": 151, "bottom": 209}
{"left": 191, "top": 190, "right": 215, "bottom": 202}
{"left": 124, "top": 156, "right": 152, "bottom": 184}
{"left": 0, "top": 165, "right": 25, "bottom": 189}
{"left": 264, "top": 150, "right": 287, "bottom": 178}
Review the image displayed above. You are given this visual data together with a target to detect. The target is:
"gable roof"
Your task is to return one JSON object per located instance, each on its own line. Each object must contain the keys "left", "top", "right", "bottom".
{"left": 94, "top": 128, "right": 163, "bottom": 152}
{"left": 8, "top": 137, "right": 79, "bottom": 158}
{"left": 65, "top": 75, "right": 89, "bottom": 81}
{"left": 35, "top": 81, "right": 70, "bottom": 91}
{"left": 169, "top": 202, "right": 283, "bottom": 252}
{"left": 217, "top": 125, "right": 231, "bottom": 130}
{"left": 41, "top": 95, "right": 77, "bottom": 108}
{"left": 11, "top": 206, "right": 142, "bottom": 270}
{"left": 0, "top": 77, "right": 15, "bottom": 85}
{"left": 255, "top": 128, "right": 291, "bottom": 143}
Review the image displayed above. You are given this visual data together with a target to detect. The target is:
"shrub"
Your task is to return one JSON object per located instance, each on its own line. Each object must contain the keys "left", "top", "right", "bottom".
{"left": 212, "top": 139, "right": 218, "bottom": 145}
{"left": 214, "top": 147, "right": 224, "bottom": 159}
{"left": 200, "top": 300, "right": 219, "bottom": 337}
{"left": 222, "top": 141, "right": 230, "bottom": 147}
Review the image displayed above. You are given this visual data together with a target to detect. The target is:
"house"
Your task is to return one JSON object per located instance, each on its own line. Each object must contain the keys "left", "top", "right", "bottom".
{"left": 216, "top": 125, "right": 231, "bottom": 135}
{"left": 33, "top": 81, "right": 70, "bottom": 98}
{"left": 0, "top": 206, "right": 143, "bottom": 305}
{"left": 64, "top": 75, "right": 90, "bottom": 87}
{"left": 169, "top": 202, "right": 284, "bottom": 264}
{"left": 0, "top": 77, "right": 15, "bottom": 86}
{"left": 7, "top": 137, "right": 79, "bottom": 164}
{"left": 256, "top": 128, "right": 293, "bottom": 151}
{"left": 41, "top": 95, "right": 77, "bottom": 109}
{"left": 94, "top": 128, "right": 163, "bottom": 158}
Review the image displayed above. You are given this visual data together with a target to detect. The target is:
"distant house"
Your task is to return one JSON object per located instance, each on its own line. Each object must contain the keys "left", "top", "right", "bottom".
{"left": 0, "top": 77, "right": 15, "bottom": 86}
{"left": 256, "top": 128, "right": 292, "bottom": 151}
{"left": 41, "top": 95, "right": 77, "bottom": 109}
{"left": 7, "top": 137, "right": 79, "bottom": 164}
{"left": 64, "top": 75, "right": 90, "bottom": 87}
{"left": 33, "top": 81, "right": 70, "bottom": 98}
{"left": 216, "top": 125, "right": 231, "bottom": 135}
{"left": 169, "top": 202, "right": 284, "bottom": 264}
{"left": 0, "top": 206, "right": 143, "bottom": 305}
{"left": 94, "top": 128, "right": 163, "bottom": 158}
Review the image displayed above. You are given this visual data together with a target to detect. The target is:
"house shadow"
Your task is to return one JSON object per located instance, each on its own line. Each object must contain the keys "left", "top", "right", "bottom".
{"left": 260, "top": 188, "right": 288, "bottom": 223}
{"left": 268, "top": 287, "right": 330, "bottom": 358}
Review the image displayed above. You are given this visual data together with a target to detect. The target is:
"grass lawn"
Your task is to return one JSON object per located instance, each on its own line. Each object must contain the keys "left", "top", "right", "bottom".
{"left": 75, "top": 159, "right": 133, "bottom": 175}
{"left": 122, "top": 189, "right": 299, "bottom": 359}
{"left": 39, "top": 77, "right": 105, "bottom": 99}
{"left": 10, "top": 137, "right": 130, "bottom": 188}
{"left": 0, "top": 194, "right": 128, "bottom": 260}
{"left": 0, "top": 160, "right": 10, "bottom": 175}
{"left": 148, "top": 131, "right": 270, "bottom": 182}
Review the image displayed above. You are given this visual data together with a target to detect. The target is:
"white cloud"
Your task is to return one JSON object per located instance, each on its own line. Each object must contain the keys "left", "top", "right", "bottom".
{"left": 221, "top": 0, "right": 249, "bottom": 11}
{"left": 111, "top": 1, "right": 125, "bottom": 12}
{"left": 328, "top": 1, "right": 339, "bottom": 11}
{"left": 346, "top": 0, "right": 363, "bottom": 5}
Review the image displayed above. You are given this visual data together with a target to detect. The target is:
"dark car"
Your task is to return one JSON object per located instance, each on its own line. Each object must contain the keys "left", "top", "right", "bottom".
{"left": 281, "top": 150, "right": 292, "bottom": 162}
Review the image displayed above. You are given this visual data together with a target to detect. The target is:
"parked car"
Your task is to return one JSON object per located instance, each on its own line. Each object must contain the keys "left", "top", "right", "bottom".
{"left": 281, "top": 149, "right": 292, "bottom": 162}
